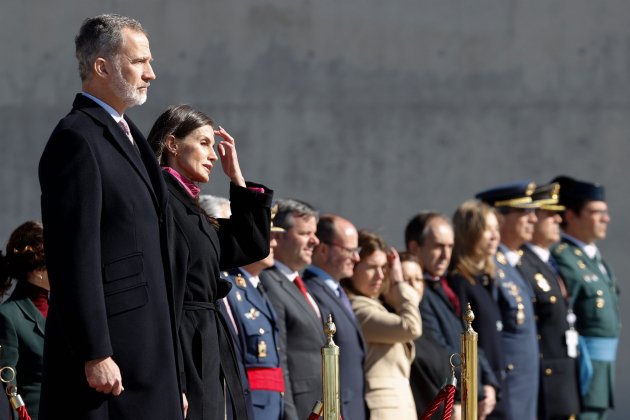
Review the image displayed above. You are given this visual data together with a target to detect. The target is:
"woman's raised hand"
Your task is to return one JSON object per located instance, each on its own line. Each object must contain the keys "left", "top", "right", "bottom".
{"left": 215, "top": 126, "right": 246, "bottom": 187}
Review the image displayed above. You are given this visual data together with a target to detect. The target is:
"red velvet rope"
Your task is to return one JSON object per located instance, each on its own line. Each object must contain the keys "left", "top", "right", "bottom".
{"left": 420, "top": 384, "right": 456, "bottom": 420}
{"left": 17, "top": 405, "right": 32, "bottom": 420}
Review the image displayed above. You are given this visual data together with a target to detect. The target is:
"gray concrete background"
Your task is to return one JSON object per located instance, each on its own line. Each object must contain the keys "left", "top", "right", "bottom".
{"left": 2, "top": 1, "right": 629, "bottom": 417}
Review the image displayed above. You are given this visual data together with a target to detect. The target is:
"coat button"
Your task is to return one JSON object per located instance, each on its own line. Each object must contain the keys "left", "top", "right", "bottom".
{"left": 507, "top": 364, "right": 514, "bottom": 371}
{"left": 596, "top": 290, "right": 604, "bottom": 296}
{"left": 259, "top": 328, "right": 265, "bottom": 335}
{"left": 549, "top": 296, "right": 557, "bottom": 304}
{"left": 545, "top": 368, "right": 553, "bottom": 376}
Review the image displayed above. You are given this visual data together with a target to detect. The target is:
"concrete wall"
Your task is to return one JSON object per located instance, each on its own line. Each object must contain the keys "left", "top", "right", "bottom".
{"left": 2, "top": 1, "right": 629, "bottom": 417}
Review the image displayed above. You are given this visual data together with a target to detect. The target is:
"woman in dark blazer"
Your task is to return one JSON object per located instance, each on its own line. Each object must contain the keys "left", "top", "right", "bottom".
{"left": 0, "top": 221, "right": 49, "bottom": 420}
{"left": 148, "top": 105, "right": 272, "bottom": 420}
{"left": 448, "top": 200, "right": 510, "bottom": 420}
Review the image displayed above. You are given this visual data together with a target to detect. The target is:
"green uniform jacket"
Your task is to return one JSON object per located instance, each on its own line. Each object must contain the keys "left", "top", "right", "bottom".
{"left": 0, "top": 290, "right": 46, "bottom": 420}
{"left": 552, "top": 237, "right": 620, "bottom": 410}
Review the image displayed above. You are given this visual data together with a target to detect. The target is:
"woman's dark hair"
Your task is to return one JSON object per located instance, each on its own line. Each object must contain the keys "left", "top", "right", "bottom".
{"left": 147, "top": 104, "right": 215, "bottom": 166}
{"left": 0, "top": 221, "right": 45, "bottom": 295}
{"left": 147, "top": 105, "right": 220, "bottom": 229}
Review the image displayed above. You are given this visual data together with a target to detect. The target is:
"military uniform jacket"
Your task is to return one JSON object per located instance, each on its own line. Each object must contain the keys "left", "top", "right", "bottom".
{"left": 552, "top": 237, "right": 620, "bottom": 410}
{"left": 494, "top": 246, "right": 539, "bottom": 420}
{"left": 517, "top": 245, "right": 580, "bottom": 419}
{"left": 303, "top": 269, "right": 368, "bottom": 420}
{"left": 225, "top": 268, "right": 283, "bottom": 419}
{"left": 39, "top": 94, "right": 183, "bottom": 420}
{"left": 0, "top": 284, "right": 46, "bottom": 420}
{"left": 260, "top": 266, "right": 326, "bottom": 420}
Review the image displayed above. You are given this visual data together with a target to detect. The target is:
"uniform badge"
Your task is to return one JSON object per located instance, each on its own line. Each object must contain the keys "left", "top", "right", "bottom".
{"left": 236, "top": 274, "right": 247, "bottom": 288}
{"left": 235, "top": 291, "right": 243, "bottom": 302}
{"left": 496, "top": 320, "right": 503, "bottom": 331}
{"left": 497, "top": 269, "right": 505, "bottom": 279}
{"left": 516, "top": 302, "right": 525, "bottom": 325}
{"left": 577, "top": 260, "right": 587, "bottom": 270}
{"left": 596, "top": 298, "right": 605, "bottom": 309}
{"left": 258, "top": 340, "right": 267, "bottom": 358}
{"left": 496, "top": 252, "right": 507, "bottom": 265}
{"left": 574, "top": 249, "right": 583, "bottom": 257}
{"left": 244, "top": 308, "right": 260, "bottom": 320}
{"left": 535, "top": 273, "right": 551, "bottom": 292}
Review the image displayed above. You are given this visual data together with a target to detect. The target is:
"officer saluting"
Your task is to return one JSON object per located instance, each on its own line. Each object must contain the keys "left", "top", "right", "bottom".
{"left": 551, "top": 176, "right": 619, "bottom": 420}
{"left": 517, "top": 183, "right": 580, "bottom": 419}
{"left": 223, "top": 213, "right": 286, "bottom": 420}
{"left": 476, "top": 181, "right": 540, "bottom": 420}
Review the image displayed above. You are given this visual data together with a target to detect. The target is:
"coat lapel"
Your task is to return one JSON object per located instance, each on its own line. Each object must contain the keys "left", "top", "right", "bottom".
{"left": 15, "top": 298, "right": 45, "bottom": 337}
{"left": 73, "top": 95, "right": 159, "bottom": 209}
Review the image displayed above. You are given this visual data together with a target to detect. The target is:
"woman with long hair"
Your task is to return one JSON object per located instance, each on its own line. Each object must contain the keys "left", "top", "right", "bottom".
{"left": 148, "top": 105, "right": 273, "bottom": 420}
{"left": 344, "top": 230, "right": 422, "bottom": 420}
{"left": 449, "top": 200, "right": 510, "bottom": 420}
{"left": 0, "top": 221, "right": 49, "bottom": 419}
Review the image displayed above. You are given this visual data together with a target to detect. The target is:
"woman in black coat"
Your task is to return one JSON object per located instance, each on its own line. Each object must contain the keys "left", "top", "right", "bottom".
{"left": 148, "top": 105, "right": 272, "bottom": 420}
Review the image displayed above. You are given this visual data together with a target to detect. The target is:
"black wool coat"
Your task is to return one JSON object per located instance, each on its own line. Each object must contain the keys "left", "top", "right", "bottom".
{"left": 39, "top": 94, "right": 183, "bottom": 420}
{"left": 163, "top": 173, "right": 272, "bottom": 420}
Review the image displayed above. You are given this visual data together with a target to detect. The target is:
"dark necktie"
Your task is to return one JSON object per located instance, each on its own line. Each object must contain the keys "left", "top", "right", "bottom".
{"left": 337, "top": 285, "right": 356, "bottom": 319}
{"left": 439, "top": 276, "right": 461, "bottom": 317}
{"left": 293, "top": 275, "right": 320, "bottom": 317}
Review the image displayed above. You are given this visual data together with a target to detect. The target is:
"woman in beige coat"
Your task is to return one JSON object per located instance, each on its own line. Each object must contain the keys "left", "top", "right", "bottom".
{"left": 344, "top": 230, "right": 422, "bottom": 420}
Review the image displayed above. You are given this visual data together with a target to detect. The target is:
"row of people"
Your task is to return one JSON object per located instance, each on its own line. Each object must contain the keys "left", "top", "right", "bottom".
{"left": 0, "top": 11, "right": 618, "bottom": 420}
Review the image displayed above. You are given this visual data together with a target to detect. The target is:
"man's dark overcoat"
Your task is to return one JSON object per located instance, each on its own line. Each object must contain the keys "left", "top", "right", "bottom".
{"left": 38, "top": 94, "right": 183, "bottom": 419}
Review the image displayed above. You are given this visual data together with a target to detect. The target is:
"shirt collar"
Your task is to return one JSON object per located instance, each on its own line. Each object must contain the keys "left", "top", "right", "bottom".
{"left": 562, "top": 233, "right": 599, "bottom": 259}
{"left": 525, "top": 243, "right": 550, "bottom": 263}
{"left": 81, "top": 92, "right": 123, "bottom": 122}
{"left": 499, "top": 244, "right": 521, "bottom": 267}
{"left": 274, "top": 261, "right": 298, "bottom": 281}
{"left": 307, "top": 265, "right": 339, "bottom": 293}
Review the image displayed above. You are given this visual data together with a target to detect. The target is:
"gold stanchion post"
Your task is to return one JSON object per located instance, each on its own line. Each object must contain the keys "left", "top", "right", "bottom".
{"left": 321, "top": 314, "right": 340, "bottom": 420}
{"left": 461, "top": 303, "right": 478, "bottom": 420}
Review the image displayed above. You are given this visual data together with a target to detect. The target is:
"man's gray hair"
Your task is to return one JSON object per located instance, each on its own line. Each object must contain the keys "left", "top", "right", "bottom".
{"left": 198, "top": 195, "right": 231, "bottom": 218}
{"left": 75, "top": 14, "right": 146, "bottom": 81}
{"left": 273, "top": 198, "right": 319, "bottom": 230}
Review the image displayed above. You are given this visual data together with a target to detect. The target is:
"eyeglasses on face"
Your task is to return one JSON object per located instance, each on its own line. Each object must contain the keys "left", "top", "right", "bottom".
{"left": 322, "top": 241, "right": 362, "bottom": 256}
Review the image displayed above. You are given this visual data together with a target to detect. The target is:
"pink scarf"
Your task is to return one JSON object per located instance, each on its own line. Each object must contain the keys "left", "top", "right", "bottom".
{"left": 162, "top": 167, "right": 200, "bottom": 198}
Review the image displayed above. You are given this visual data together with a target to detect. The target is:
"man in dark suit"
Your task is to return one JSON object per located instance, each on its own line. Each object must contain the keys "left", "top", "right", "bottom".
{"left": 551, "top": 176, "right": 619, "bottom": 420}
{"left": 518, "top": 183, "right": 581, "bottom": 419}
{"left": 405, "top": 212, "right": 499, "bottom": 420}
{"left": 260, "top": 199, "right": 326, "bottom": 420}
{"left": 303, "top": 214, "right": 367, "bottom": 420}
{"left": 477, "top": 182, "right": 541, "bottom": 420}
{"left": 38, "top": 14, "right": 183, "bottom": 419}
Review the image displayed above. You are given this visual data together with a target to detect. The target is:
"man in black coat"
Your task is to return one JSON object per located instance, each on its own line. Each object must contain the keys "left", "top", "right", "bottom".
{"left": 38, "top": 15, "right": 184, "bottom": 420}
{"left": 517, "top": 183, "right": 580, "bottom": 419}
{"left": 405, "top": 212, "right": 500, "bottom": 419}
{"left": 260, "top": 199, "right": 326, "bottom": 420}
{"left": 303, "top": 214, "right": 367, "bottom": 420}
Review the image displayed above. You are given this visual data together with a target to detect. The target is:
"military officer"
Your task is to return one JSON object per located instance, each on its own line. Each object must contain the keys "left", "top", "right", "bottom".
{"left": 518, "top": 183, "right": 580, "bottom": 419}
{"left": 223, "top": 219, "right": 285, "bottom": 420}
{"left": 551, "top": 176, "right": 619, "bottom": 420}
{"left": 476, "top": 181, "right": 540, "bottom": 420}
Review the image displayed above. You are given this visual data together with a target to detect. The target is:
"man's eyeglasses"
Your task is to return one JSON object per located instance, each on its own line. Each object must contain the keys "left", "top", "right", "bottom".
{"left": 322, "top": 241, "right": 362, "bottom": 256}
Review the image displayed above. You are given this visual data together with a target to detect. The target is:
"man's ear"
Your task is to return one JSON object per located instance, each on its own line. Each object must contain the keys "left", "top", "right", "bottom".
{"left": 93, "top": 58, "right": 110, "bottom": 78}
{"left": 407, "top": 240, "right": 419, "bottom": 254}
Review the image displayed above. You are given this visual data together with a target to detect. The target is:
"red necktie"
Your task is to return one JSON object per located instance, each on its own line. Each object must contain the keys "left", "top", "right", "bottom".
{"left": 440, "top": 276, "right": 461, "bottom": 317}
{"left": 293, "top": 275, "right": 319, "bottom": 316}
